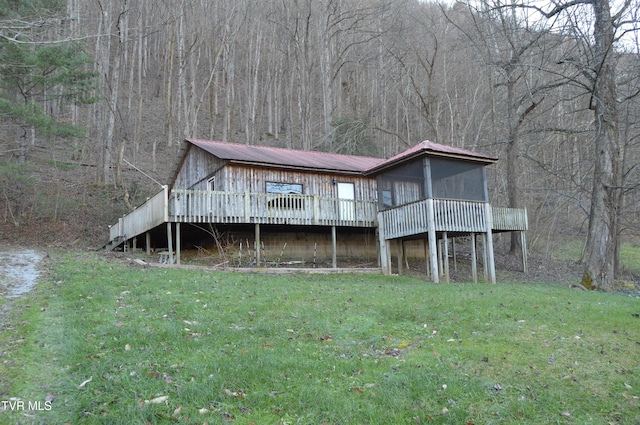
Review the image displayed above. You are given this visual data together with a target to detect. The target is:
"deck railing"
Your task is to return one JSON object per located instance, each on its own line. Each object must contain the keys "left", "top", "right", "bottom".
{"left": 169, "top": 189, "right": 378, "bottom": 227}
{"left": 380, "top": 199, "right": 488, "bottom": 239}
{"left": 109, "top": 189, "right": 527, "bottom": 245}
{"left": 379, "top": 199, "right": 527, "bottom": 240}
{"left": 109, "top": 186, "right": 168, "bottom": 241}
{"left": 491, "top": 206, "right": 528, "bottom": 231}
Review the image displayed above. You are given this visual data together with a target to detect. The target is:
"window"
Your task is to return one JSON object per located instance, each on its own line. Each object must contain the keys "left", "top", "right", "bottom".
{"left": 266, "top": 182, "right": 302, "bottom": 194}
{"left": 376, "top": 158, "right": 426, "bottom": 210}
{"left": 430, "top": 158, "right": 486, "bottom": 201}
{"left": 266, "top": 182, "right": 304, "bottom": 210}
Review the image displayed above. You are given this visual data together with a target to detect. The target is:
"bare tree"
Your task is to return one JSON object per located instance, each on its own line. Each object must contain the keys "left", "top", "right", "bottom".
{"left": 526, "top": 0, "right": 638, "bottom": 290}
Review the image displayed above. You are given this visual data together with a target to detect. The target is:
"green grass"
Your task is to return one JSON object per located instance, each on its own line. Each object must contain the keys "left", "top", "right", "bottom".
{"left": 2, "top": 252, "right": 639, "bottom": 424}
{"left": 550, "top": 238, "right": 640, "bottom": 275}
{"left": 621, "top": 243, "right": 640, "bottom": 275}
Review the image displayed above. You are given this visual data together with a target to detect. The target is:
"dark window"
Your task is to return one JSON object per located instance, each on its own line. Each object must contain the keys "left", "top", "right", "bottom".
{"left": 430, "top": 158, "right": 486, "bottom": 201}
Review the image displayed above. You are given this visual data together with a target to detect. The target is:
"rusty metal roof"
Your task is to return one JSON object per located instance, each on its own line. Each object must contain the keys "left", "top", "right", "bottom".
{"left": 186, "top": 139, "right": 384, "bottom": 173}
{"left": 366, "top": 140, "right": 497, "bottom": 175}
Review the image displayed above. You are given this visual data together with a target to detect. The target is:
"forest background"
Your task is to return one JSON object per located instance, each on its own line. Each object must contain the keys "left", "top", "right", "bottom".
{"left": 0, "top": 0, "right": 639, "bottom": 290}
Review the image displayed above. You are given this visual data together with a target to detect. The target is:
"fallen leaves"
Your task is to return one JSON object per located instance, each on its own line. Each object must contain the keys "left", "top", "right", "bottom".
{"left": 77, "top": 376, "right": 92, "bottom": 389}
{"left": 144, "top": 395, "right": 169, "bottom": 404}
{"left": 223, "top": 388, "right": 246, "bottom": 398}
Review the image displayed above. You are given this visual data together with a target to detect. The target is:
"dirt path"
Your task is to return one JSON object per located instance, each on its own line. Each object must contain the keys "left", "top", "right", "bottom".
{"left": 0, "top": 249, "right": 43, "bottom": 315}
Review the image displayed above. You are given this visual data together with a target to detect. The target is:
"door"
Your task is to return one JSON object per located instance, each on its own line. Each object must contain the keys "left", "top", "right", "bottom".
{"left": 337, "top": 182, "right": 355, "bottom": 222}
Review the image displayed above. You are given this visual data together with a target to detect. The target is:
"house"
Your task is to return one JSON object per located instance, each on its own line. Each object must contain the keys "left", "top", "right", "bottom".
{"left": 109, "top": 139, "right": 383, "bottom": 267}
{"left": 107, "top": 139, "right": 528, "bottom": 281}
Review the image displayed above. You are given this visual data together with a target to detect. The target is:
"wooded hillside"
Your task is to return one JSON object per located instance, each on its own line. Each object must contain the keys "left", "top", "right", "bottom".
{"left": 1, "top": 0, "right": 638, "bottom": 289}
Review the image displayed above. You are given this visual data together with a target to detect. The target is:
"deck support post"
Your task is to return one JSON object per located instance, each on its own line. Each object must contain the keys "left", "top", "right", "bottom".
{"left": 255, "top": 224, "right": 261, "bottom": 266}
{"left": 426, "top": 199, "right": 439, "bottom": 283}
{"left": 166, "top": 222, "right": 174, "bottom": 264}
{"left": 521, "top": 231, "right": 528, "bottom": 273}
{"left": 146, "top": 232, "right": 151, "bottom": 256}
{"left": 443, "top": 232, "right": 450, "bottom": 283}
{"left": 397, "top": 239, "right": 404, "bottom": 275}
{"left": 331, "top": 225, "right": 337, "bottom": 268}
{"left": 424, "top": 238, "right": 430, "bottom": 278}
{"left": 452, "top": 237, "right": 457, "bottom": 272}
{"left": 437, "top": 239, "right": 443, "bottom": 278}
{"left": 481, "top": 234, "right": 489, "bottom": 282}
{"left": 484, "top": 203, "right": 496, "bottom": 283}
{"left": 471, "top": 233, "right": 477, "bottom": 283}
{"left": 377, "top": 212, "right": 390, "bottom": 275}
{"left": 176, "top": 222, "right": 181, "bottom": 265}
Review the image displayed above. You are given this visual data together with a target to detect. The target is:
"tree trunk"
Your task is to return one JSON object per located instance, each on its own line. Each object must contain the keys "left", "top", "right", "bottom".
{"left": 580, "top": 0, "right": 621, "bottom": 291}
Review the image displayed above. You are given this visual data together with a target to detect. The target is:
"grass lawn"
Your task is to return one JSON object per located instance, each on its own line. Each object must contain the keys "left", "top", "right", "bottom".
{"left": 1, "top": 252, "right": 639, "bottom": 424}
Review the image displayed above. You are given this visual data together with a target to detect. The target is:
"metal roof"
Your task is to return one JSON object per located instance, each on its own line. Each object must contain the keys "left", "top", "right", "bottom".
{"left": 186, "top": 139, "right": 384, "bottom": 173}
{"left": 365, "top": 140, "right": 497, "bottom": 175}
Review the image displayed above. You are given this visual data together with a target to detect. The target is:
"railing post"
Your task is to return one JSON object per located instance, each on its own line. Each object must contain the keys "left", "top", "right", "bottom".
{"left": 244, "top": 191, "right": 250, "bottom": 222}
{"left": 163, "top": 185, "right": 169, "bottom": 222}
{"left": 313, "top": 196, "right": 319, "bottom": 225}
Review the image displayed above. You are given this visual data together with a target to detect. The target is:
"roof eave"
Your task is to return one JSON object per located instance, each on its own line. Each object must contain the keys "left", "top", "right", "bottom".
{"left": 228, "top": 159, "right": 368, "bottom": 175}
{"left": 366, "top": 150, "right": 497, "bottom": 175}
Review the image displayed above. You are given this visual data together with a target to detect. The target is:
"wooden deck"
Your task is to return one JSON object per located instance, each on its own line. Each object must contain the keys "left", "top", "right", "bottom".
{"left": 109, "top": 188, "right": 378, "bottom": 244}
{"left": 169, "top": 189, "right": 377, "bottom": 227}
{"left": 378, "top": 199, "right": 527, "bottom": 240}
{"left": 109, "top": 189, "right": 527, "bottom": 252}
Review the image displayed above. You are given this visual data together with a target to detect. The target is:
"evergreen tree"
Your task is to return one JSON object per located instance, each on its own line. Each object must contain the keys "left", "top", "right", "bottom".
{"left": 0, "top": 0, "right": 97, "bottom": 162}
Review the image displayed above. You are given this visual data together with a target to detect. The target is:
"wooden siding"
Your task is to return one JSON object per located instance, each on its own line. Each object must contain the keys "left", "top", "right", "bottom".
{"left": 219, "top": 165, "right": 378, "bottom": 200}
{"left": 110, "top": 186, "right": 168, "bottom": 241}
{"left": 169, "top": 190, "right": 377, "bottom": 227}
{"left": 174, "top": 151, "right": 378, "bottom": 207}
{"left": 173, "top": 146, "right": 227, "bottom": 191}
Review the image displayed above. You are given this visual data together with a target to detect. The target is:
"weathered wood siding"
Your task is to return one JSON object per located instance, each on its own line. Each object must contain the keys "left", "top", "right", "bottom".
{"left": 173, "top": 146, "right": 227, "bottom": 191}
{"left": 220, "top": 164, "right": 377, "bottom": 200}
{"left": 170, "top": 155, "right": 379, "bottom": 226}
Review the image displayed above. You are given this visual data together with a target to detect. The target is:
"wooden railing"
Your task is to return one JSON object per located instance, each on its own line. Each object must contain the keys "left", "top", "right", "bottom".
{"left": 109, "top": 186, "right": 168, "bottom": 241}
{"left": 380, "top": 199, "right": 488, "bottom": 239}
{"left": 169, "top": 190, "right": 378, "bottom": 227}
{"left": 379, "top": 199, "right": 528, "bottom": 240}
{"left": 109, "top": 189, "right": 527, "bottom": 246}
{"left": 491, "top": 206, "right": 528, "bottom": 231}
